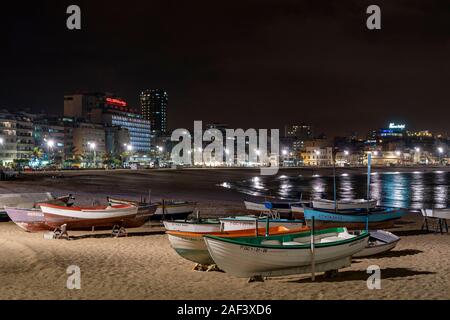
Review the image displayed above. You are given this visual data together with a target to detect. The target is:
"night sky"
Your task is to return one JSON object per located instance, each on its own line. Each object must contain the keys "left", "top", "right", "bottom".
{"left": 1, "top": 0, "right": 449, "bottom": 137}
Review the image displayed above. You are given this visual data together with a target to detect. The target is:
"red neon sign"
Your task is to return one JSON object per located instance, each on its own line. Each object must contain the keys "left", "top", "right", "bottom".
{"left": 105, "top": 97, "right": 127, "bottom": 107}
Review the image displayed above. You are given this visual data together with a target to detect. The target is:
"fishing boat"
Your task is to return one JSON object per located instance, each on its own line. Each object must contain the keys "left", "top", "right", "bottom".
{"left": 151, "top": 200, "right": 197, "bottom": 221}
{"left": 163, "top": 218, "right": 221, "bottom": 233}
{"left": 353, "top": 230, "right": 400, "bottom": 258}
{"left": 107, "top": 197, "right": 158, "bottom": 227}
{"left": 4, "top": 194, "right": 74, "bottom": 232}
{"left": 0, "top": 192, "right": 71, "bottom": 221}
{"left": 108, "top": 197, "right": 196, "bottom": 222}
{"left": 244, "top": 200, "right": 306, "bottom": 219}
{"left": 303, "top": 206, "right": 404, "bottom": 230}
{"left": 40, "top": 203, "right": 138, "bottom": 230}
{"left": 204, "top": 227, "right": 369, "bottom": 278}
{"left": 311, "top": 198, "right": 377, "bottom": 211}
{"left": 166, "top": 226, "right": 309, "bottom": 265}
{"left": 220, "top": 216, "right": 304, "bottom": 231}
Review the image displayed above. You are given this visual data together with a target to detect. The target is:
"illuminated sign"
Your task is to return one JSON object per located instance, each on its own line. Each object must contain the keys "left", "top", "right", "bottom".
{"left": 105, "top": 97, "right": 127, "bottom": 107}
{"left": 389, "top": 123, "right": 405, "bottom": 130}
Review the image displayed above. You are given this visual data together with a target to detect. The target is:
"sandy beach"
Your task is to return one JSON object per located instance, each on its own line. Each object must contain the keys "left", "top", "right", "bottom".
{"left": 1, "top": 168, "right": 450, "bottom": 299}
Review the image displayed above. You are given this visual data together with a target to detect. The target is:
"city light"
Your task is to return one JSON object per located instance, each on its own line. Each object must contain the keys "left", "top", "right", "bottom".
{"left": 157, "top": 146, "right": 163, "bottom": 152}
{"left": 415, "top": 147, "right": 420, "bottom": 152}
{"left": 88, "top": 142, "right": 96, "bottom": 150}
{"left": 395, "top": 150, "right": 401, "bottom": 156}
{"left": 438, "top": 147, "right": 444, "bottom": 154}
{"left": 0, "top": 137, "right": 4, "bottom": 145}
{"left": 314, "top": 150, "right": 321, "bottom": 155}
{"left": 373, "top": 151, "right": 379, "bottom": 156}
{"left": 47, "top": 140, "right": 55, "bottom": 148}
{"left": 127, "top": 144, "right": 133, "bottom": 151}
{"left": 344, "top": 150, "right": 349, "bottom": 156}
{"left": 282, "top": 149, "right": 288, "bottom": 156}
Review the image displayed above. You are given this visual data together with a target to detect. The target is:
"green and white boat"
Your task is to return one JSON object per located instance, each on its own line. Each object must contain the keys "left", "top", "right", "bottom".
{"left": 204, "top": 227, "right": 369, "bottom": 278}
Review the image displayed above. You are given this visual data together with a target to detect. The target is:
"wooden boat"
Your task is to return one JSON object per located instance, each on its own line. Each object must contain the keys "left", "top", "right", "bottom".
{"left": 204, "top": 227, "right": 369, "bottom": 278}
{"left": 244, "top": 200, "right": 306, "bottom": 219}
{"left": 163, "top": 219, "right": 221, "bottom": 233}
{"left": 303, "top": 207, "right": 404, "bottom": 230}
{"left": 0, "top": 193, "right": 72, "bottom": 221}
{"left": 353, "top": 230, "right": 400, "bottom": 258}
{"left": 151, "top": 200, "right": 197, "bottom": 221}
{"left": 166, "top": 226, "right": 309, "bottom": 265}
{"left": 4, "top": 194, "right": 74, "bottom": 232}
{"left": 107, "top": 197, "right": 158, "bottom": 227}
{"left": 40, "top": 203, "right": 138, "bottom": 229}
{"left": 220, "top": 216, "right": 304, "bottom": 231}
{"left": 312, "top": 198, "right": 377, "bottom": 211}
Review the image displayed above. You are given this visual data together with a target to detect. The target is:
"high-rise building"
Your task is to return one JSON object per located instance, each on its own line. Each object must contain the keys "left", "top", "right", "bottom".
{"left": 140, "top": 89, "right": 168, "bottom": 135}
{"left": 284, "top": 124, "right": 313, "bottom": 140}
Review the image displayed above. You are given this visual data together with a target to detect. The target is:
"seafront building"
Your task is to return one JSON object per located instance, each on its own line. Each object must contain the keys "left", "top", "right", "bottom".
{"left": 64, "top": 92, "right": 152, "bottom": 154}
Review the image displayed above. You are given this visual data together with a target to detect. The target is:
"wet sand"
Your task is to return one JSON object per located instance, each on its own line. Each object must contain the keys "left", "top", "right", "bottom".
{"left": 0, "top": 169, "right": 450, "bottom": 299}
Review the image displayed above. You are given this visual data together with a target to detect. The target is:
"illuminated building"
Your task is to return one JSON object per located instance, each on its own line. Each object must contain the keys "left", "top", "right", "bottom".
{"left": 64, "top": 92, "right": 152, "bottom": 153}
{"left": 284, "top": 124, "right": 313, "bottom": 140}
{"left": 140, "top": 89, "right": 168, "bottom": 135}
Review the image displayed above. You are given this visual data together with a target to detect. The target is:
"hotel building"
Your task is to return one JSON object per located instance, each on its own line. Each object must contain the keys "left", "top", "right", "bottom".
{"left": 140, "top": 89, "right": 168, "bottom": 135}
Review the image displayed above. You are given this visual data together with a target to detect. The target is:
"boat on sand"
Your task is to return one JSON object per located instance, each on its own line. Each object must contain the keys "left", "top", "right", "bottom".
{"left": 167, "top": 225, "right": 309, "bottom": 265}
{"left": 204, "top": 227, "right": 369, "bottom": 278}
{"left": 40, "top": 203, "right": 138, "bottom": 230}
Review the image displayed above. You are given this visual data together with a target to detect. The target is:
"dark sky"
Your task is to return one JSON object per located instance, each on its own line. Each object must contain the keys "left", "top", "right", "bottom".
{"left": 1, "top": 0, "right": 449, "bottom": 137}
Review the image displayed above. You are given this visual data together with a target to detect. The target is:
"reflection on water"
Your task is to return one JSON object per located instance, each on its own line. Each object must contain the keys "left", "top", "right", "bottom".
{"left": 222, "top": 171, "right": 450, "bottom": 209}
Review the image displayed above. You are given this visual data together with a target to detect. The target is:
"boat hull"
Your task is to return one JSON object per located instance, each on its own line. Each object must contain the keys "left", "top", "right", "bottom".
{"left": 303, "top": 208, "right": 404, "bottom": 230}
{"left": 150, "top": 202, "right": 196, "bottom": 221}
{"left": 204, "top": 230, "right": 369, "bottom": 278}
{"left": 166, "top": 226, "right": 310, "bottom": 265}
{"left": 244, "top": 201, "right": 305, "bottom": 219}
{"left": 40, "top": 204, "right": 138, "bottom": 229}
{"left": 4, "top": 207, "right": 50, "bottom": 232}
{"left": 220, "top": 217, "right": 304, "bottom": 232}
{"left": 163, "top": 220, "right": 221, "bottom": 233}
{"left": 312, "top": 199, "right": 377, "bottom": 210}
{"left": 353, "top": 230, "right": 400, "bottom": 257}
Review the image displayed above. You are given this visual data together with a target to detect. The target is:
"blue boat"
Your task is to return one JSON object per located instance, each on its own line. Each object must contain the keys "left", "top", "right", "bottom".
{"left": 303, "top": 206, "right": 405, "bottom": 230}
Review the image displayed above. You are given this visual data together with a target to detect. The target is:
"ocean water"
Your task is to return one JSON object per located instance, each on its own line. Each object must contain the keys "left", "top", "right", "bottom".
{"left": 220, "top": 170, "right": 450, "bottom": 209}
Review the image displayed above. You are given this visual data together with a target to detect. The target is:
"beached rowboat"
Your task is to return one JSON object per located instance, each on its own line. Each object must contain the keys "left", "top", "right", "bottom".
{"left": 220, "top": 216, "right": 304, "bottom": 232}
{"left": 40, "top": 203, "right": 138, "bottom": 229}
{"left": 244, "top": 200, "right": 306, "bottom": 219}
{"left": 303, "top": 207, "right": 404, "bottom": 230}
{"left": 353, "top": 230, "right": 400, "bottom": 258}
{"left": 107, "top": 197, "right": 158, "bottom": 227}
{"left": 311, "top": 199, "right": 377, "bottom": 211}
{"left": 163, "top": 219, "right": 221, "bottom": 233}
{"left": 204, "top": 227, "right": 369, "bottom": 278}
{"left": 166, "top": 226, "right": 309, "bottom": 265}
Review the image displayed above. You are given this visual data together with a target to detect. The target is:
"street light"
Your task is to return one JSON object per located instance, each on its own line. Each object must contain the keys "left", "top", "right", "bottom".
{"left": 395, "top": 150, "right": 401, "bottom": 156}
{"left": 415, "top": 147, "right": 420, "bottom": 152}
{"left": 88, "top": 142, "right": 96, "bottom": 168}
{"left": 0, "top": 137, "right": 4, "bottom": 145}
{"left": 344, "top": 150, "right": 349, "bottom": 156}
{"left": 438, "top": 147, "right": 444, "bottom": 165}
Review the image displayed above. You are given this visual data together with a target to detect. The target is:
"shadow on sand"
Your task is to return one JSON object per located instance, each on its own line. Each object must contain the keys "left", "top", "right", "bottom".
{"left": 286, "top": 267, "right": 435, "bottom": 283}
{"left": 66, "top": 229, "right": 166, "bottom": 240}
{"left": 354, "top": 249, "right": 423, "bottom": 259}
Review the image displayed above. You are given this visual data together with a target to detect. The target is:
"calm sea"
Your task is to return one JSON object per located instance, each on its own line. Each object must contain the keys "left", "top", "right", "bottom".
{"left": 220, "top": 170, "right": 450, "bottom": 209}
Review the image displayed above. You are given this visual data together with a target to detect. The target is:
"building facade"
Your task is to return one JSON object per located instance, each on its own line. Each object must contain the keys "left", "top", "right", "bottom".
{"left": 64, "top": 92, "right": 151, "bottom": 153}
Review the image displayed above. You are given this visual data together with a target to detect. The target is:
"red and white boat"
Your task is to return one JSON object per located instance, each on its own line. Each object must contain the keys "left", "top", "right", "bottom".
{"left": 40, "top": 203, "right": 138, "bottom": 229}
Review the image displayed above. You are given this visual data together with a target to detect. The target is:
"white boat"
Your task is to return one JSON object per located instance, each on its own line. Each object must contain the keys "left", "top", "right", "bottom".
{"left": 166, "top": 226, "right": 309, "bottom": 265}
{"left": 220, "top": 216, "right": 304, "bottom": 232}
{"left": 204, "top": 227, "right": 369, "bottom": 278}
{"left": 163, "top": 219, "right": 221, "bottom": 233}
{"left": 40, "top": 203, "right": 138, "bottom": 229}
{"left": 353, "top": 230, "right": 400, "bottom": 258}
{"left": 312, "top": 198, "right": 377, "bottom": 210}
{"left": 0, "top": 192, "right": 61, "bottom": 220}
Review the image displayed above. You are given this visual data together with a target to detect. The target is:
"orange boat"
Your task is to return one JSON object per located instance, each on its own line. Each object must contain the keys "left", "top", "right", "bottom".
{"left": 166, "top": 225, "right": 310, "bottom": 265}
